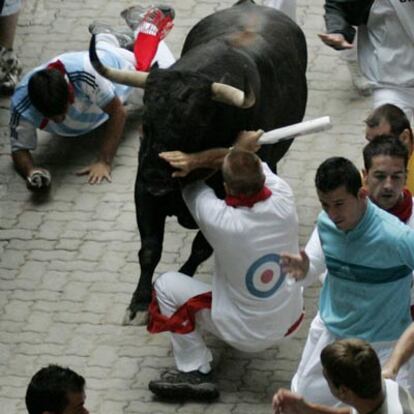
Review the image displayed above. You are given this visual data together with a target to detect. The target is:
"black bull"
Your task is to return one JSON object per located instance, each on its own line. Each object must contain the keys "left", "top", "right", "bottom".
{"left": 89, "top": 0, "right": 307, "bottom": 324}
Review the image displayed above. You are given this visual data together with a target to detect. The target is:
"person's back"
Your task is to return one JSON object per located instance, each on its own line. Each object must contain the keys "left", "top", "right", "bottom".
{"left": 182, "top": 150, "right": 303, "bottom": 350}
{"left": 148, "top": 138, "right": 304, "bottom": 400}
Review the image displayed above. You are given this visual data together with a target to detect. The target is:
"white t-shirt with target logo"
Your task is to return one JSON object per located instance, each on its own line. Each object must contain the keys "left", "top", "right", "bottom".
{"left": 183, "top": 163, "right": 303, "bottom": 352}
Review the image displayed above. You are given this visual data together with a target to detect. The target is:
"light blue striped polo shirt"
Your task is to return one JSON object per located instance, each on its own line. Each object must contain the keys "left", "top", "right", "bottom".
{"left": 318, "top": 200, "right": 414, "bottom": 342}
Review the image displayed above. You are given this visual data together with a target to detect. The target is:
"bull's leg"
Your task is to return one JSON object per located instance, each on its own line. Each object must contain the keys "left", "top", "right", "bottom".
{"left": 179, "top": 230, "right": 213, "bottom": 276}
{"left": 124, "top": 188, "right": 166, "bottom": 326}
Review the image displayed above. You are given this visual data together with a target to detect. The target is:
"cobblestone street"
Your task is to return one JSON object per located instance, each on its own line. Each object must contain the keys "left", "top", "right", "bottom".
{"left": 0, "top": 0, "right": 372, "bottom": 412}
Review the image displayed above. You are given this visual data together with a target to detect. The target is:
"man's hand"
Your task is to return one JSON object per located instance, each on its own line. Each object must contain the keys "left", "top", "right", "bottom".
{"left": 26, "top": 168, "right": 52, "bottom": 191}
{"left": 76, "top": 161, "right": 112, "bottom": 184}
{"left": 235, "top": 129, "right": 263, "bottom": 152}
{"left": 318, "top": 33, "right": 353, "bottom": 50}
{"left": 381, "top": 364, "right": 398, "bottom": 380}
{"left": 280, "top": 250, "right": 310, "bottom": 281}
{"left": 159, "top": 151, "right": 197, "bottom": 177}
{"left": 272, "top": 389, "right": 309, "bottom": 414}
{"left": 158, "top": 129, "right": 263, "bottom": 177}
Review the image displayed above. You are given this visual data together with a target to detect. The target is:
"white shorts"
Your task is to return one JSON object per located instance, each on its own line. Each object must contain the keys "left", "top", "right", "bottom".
{"left": 0, "top": 0, "right": 22, "bottom": 16}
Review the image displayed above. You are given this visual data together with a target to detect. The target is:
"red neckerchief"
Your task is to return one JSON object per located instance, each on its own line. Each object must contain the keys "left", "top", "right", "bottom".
{"left": 225, "top": 186, "right": 272, "bottom": 208}
{"left": 388, "top": 188, "right": 413, "bottom": 223}
{"left": 39, "top": 60, "right": 75, "bottom": 129}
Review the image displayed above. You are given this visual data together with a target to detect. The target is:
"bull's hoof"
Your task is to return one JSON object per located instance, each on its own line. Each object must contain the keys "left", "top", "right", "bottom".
{"left": 122, "top": 308, "right": 149, "bottom": 326}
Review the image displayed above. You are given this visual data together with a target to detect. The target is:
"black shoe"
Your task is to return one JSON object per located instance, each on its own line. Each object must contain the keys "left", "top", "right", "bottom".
{"left": 149, "top": 369, "right": 219, "bottom": 401}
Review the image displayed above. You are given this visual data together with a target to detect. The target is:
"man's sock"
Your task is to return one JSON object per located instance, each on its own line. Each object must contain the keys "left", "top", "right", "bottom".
{"left": 134, "top": 7, "right": 174, "bottom": 71}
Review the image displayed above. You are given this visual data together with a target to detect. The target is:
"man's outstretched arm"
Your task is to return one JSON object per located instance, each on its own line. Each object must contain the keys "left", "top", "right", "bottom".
{"left": 383, "top": 323, "right": 414, "bottom": 380}
{"left": 12, "top": 149, "right": 51, "bottom": 190}
{"left": 12, "top": 149, "right": 35, "bottom": 178}
{"left": 272, "top": 389, "right": 351, "bottom": 414}
{"left": 77, "top": 96, "right": 127, "bottom": 184}
{"left": 159, "top": 129, "right": 263, "bottom": 177}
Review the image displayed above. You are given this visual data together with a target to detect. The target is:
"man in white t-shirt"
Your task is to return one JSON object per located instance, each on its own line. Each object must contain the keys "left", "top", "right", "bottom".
{"left": 147, "top": 130, "right": 304, "bottom": 401}
{"left": 272, "top": 338, "right": 414, "bottom": 414}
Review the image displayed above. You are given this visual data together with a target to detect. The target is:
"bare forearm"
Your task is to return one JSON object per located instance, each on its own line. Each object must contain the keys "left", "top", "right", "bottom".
{"left": 386, "top": 324, "right": 414, "bottom": 375}
{"left": 272, "top": 389, "right": 351, "bottom": 414}
{"left": 12, "top": 150, "right": 34, "bottom": 178}
{"left": 99, "top": 99, "right": 127, "bottom": 165}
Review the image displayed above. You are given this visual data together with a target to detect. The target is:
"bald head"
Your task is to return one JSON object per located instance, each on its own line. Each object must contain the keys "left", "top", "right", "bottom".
{"left": 222, "top": 149, "right": 265, "bottom": 196}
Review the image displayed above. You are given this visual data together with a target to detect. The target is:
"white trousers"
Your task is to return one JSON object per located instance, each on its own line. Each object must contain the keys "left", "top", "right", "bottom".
{"left": 262, "top": 0, "right": 296, "bottom": 21}
{"left": 292, "top": 313, "right": 414, "bottom": 407}
{"left": 154, "top": 271, "right": 219, "bottom": 373}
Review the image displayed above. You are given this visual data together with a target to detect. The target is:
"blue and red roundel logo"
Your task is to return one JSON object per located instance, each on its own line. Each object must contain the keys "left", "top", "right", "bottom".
{"left": 245, "top": 254, "right": 285, "bottom": 298}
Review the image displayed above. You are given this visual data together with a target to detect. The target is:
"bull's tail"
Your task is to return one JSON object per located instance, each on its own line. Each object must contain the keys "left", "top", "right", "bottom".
{"left": 88, "top": 35, "right": 148, "bottom": 88}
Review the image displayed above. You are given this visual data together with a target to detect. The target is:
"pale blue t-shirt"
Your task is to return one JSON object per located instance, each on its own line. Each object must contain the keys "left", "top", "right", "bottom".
{"left": 318, "top": 200, "right": 414, "bottom": 342}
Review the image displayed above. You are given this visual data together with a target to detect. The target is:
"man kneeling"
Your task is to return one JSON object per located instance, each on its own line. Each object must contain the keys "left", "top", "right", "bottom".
{"left": 147, "top": 131, "right": 304, "bottom": 401}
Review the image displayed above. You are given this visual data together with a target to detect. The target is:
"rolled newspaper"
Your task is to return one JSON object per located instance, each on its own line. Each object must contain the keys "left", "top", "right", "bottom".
{"left": 258, "top": 116, "right": 332, "bottom": 145}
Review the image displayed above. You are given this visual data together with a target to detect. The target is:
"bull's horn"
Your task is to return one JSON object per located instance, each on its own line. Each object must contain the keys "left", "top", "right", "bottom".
{"left": 89, "top": 35, "right": 148, "bottom": 88}
{"left": 211, "top": 82, "right": 255, "bottom": 108}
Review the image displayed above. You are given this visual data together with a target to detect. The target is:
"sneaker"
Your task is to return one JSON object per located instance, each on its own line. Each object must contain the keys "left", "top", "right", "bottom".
{"left": 0, "top": 70, "right": 20, "bottom": 95}
{"left": 88, "top": 22, "right": 135, "bottom": 50}
{"left": 346, "top": 60, "right": 372, "bottom": 97}
{"left": 0, "top": 47, "right": 22, "bottom": 95}
{"left": 149, "top": 369, "right": 219, "bottom": 401}
{"left": 121, "top": 4, "right": 175, "bottom": 32}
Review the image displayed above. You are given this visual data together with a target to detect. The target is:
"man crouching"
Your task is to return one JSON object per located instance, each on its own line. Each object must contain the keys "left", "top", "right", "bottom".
{"left": 147, "top": 130, "right": 304, "bottom": 401}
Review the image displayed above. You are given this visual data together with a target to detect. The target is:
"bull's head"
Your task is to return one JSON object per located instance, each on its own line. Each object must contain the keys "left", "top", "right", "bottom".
{"left": 89, "top": 35, "right": 255, "bottom": 196}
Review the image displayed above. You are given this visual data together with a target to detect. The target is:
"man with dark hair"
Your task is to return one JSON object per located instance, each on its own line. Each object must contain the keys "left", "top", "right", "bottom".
{"left": 363, "top": 135, "right": 412, "bottom": 223}
{"left": 272, "top": 339, "right": 414, "bottom": 414}
{"left": 10, "top": 11, "right": 175, "bottom": 190}
{"left": 363, "top": 135, "right": 414, "bottom": 320}
{"left": 27, "top": 70, "right": 71, "bottom": 121}
{"left": 281, "top": 156, "right": 414, "bottom": 406}
{"left": 365, "top": 104, "right": 414, "bottom": 193}
{"left": 146, "top": 130, "right": 304, "bottom": 401}
{"left": 25, "top": 365, "right": 88, "bottom": 414}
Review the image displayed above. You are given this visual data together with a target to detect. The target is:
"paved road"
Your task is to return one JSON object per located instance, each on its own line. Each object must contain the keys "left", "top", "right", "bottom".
{"left": 0, "top": 0, "right": 372, "bottom": 412}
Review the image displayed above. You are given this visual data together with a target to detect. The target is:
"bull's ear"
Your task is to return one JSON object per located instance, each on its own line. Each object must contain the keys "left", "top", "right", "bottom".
{"left": 89, "top": 35, "right": 149, "bottom": 88}
{"left": 211, "top": 82, "right": 255, "bottom": 108}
